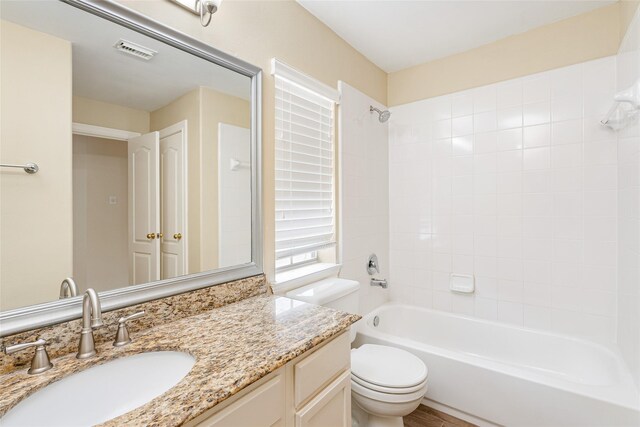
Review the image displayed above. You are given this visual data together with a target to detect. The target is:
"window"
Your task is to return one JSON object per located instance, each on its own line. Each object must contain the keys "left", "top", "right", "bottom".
{"left": 275, "top": 251, "right": 318, "bottom": 271}
{"left": 272, "top": 59, "right": 338, "bottom": 272}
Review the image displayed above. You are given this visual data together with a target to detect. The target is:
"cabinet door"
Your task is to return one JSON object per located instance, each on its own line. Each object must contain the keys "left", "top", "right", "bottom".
{"left": 295, "top": 371, "right": 351, "bottom": 427}
{"left": 294, "top": 331, "right": 350, "bottom": 408}
{"left": 197, "top": 373, "right": 286, "bottom": 427}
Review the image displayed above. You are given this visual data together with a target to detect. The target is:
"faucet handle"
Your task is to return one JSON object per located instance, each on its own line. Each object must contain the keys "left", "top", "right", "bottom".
{"left": 370, "top": 278, "right": 388, "bottom": 289}
{"left": 4, "top": 338, "right": 53, "bottom": 375}
{"left": 113, "top": 311, "right": 145, "bottom": 347}
{"left": 367, "top": 254, "right": 380, "bottom": 275}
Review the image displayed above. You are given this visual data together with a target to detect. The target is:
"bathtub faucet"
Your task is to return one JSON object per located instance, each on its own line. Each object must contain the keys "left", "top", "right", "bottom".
{"left": 370, "top": 278, "right": 388, "bottom": 289}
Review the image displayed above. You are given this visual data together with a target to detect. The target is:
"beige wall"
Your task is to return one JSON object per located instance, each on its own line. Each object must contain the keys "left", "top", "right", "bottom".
{"left": 73, "top": 96, "right": 150, "bottom": 134}
{"left": 119, "top": 0, "right": 388, "bottom": 280}
{"left": 388, "top": 3, "right": 625, "bottom": 106}
{"left": 115, "top": 0, "right": 638, "bottom": 279}
{"left": 150, "top": 89, "right": 202, "bottom": 273}
{"left": 620, "top": 0, "right": 640, "bottom": 37}
{"left": 72, "top": 135, "right": 129, "bottom": 293}
{"left": 0, "top": 21, "right": 73, "bottom": 310}
{"left": 200, "top": 88, "right": 251, "bottom": 271}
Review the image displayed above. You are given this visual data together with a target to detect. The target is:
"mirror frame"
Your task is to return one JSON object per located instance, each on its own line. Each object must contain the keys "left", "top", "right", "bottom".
{"left": 0, "top": 0, "right": 263, "bottom": 337}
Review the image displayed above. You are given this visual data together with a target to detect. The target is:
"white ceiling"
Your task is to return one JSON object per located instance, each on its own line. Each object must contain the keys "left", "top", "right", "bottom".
{"left": 1, "top": 1, "right": 251, "bottom": 112}
{"left": 297, "top": 0, "right": 617, "bottom": 73}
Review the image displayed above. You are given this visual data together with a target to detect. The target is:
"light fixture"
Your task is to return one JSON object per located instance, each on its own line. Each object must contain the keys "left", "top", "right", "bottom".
{"left": 168, "top": 0, "right": 222, "bottom": 27}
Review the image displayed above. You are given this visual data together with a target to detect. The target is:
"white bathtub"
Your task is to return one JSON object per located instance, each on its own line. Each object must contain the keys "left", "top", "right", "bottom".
{"left": 353, "top": 303, "right": 640, "bottom": 427}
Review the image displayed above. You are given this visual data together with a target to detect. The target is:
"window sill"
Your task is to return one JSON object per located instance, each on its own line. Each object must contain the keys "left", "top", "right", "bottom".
{"left": 272, "top": 263, "right": 341, "bottom": 294}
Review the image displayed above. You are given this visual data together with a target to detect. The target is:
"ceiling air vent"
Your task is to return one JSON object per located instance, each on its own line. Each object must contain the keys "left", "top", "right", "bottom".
{"left": 114, "top": 39, "right": 157, "bottom": 61}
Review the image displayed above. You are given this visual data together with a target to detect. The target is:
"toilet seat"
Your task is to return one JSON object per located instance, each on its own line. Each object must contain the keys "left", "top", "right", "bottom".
{"left": 351, "top": 376, "right": 429, "bottom": 404}
{"left": 351, "top": 373, "right": 428, "bottom": 394}
{"left": 351, "top": 344, "right": 428, "bottom": 393}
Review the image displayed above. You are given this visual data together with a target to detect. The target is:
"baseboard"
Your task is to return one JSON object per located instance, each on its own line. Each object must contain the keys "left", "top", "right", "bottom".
{"left": 421, "top": 398, "right": 500, "bottom": 427}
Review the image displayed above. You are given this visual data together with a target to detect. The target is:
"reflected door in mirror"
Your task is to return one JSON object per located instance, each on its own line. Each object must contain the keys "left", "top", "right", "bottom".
{"left": 128, "top": 124, "right": 188, "bottom": 285}
{"left": 128, "top": 131, "right": 160, "bottom": 285}
{"left": 159, "top": 122, "right": 187, "bottom": 281}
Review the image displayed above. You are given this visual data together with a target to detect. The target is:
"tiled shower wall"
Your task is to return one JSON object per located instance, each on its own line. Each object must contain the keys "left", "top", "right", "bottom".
{"left": 389, "top": 57, "right": 619, "bottom": 343}
{"left": 616, "top": 9, "right": 640, "bottom": 387}
{"left": 339, "top": 81, "right": 390, "bottom": 315}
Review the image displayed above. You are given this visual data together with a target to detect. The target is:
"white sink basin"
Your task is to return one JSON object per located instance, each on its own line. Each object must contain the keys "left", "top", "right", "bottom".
{"left": 3, "top": 351, "right": 195, "bottom": 426}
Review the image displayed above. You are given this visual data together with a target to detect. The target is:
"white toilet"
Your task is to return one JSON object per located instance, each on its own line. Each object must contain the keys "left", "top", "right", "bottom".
{"left": 286, "top": 278, "right": 428, "bottom": 427}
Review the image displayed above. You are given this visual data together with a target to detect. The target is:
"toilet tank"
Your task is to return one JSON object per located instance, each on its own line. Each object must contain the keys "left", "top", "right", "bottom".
{"left": 286, "top": 278, "right": 361, "bottom": 342}
{"left": 285, "top": 277, "right": 360, "bottom": 314}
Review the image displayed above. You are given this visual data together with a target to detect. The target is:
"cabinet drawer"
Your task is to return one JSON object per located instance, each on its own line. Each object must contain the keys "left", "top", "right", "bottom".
{"left": 294, "top": 331, "right": 350, "bottom": 407}
{"left": 196, "top": 372, "right": 285, "bottom": 427}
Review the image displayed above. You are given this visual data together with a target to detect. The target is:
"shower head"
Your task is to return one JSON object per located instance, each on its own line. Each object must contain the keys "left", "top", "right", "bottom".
{"left": 370, "top": 105, "right": 391, "bottom": 123}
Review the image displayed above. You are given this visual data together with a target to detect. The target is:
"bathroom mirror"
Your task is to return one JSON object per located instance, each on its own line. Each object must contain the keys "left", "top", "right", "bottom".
{"left": 0, "top": 0, "right": 262, "bottom": 335}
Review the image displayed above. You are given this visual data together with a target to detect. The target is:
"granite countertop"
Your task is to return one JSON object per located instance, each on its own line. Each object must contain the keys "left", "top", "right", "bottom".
{"left": 0, "top": 295, "right": 360, "bottom": 426}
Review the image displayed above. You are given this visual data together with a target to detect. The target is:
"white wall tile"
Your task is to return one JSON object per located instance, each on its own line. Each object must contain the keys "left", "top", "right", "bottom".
{"left": 475, "top": 297, "right": 498, "bottom": 320}
{"left": 497, "top": 128, "right": 523, "bottom": 151}
{"left": 524, "top": 102, "right": 551, "bottom": 126}
{"left": 497, "top": 80, "right": 522, "bottom": 109}
{"left": 524, "top": 305, "right": 553, "bottom": 330}
{"left": 550, "top": 64, "right": 582, "bottom": 99}
{"left": 452, "top": 135, "right": 473, "bottom": 156}
{"left": 523, "top": 75, "right": 550, "bottom": 104}
{"left": 498, "top": 300, "right": 524, "bottom": 325}
{"left": 497, "top": 106, "right": 523, "bottom": 130}
{"left": 584, "top": 140, "right": 617, "bottom": 165}
{"left": 388, "top": 56, "right": 619, "bottom": 345}
{"left": 473, "top": 86, "right": 497, "bottom": 113}
{"left": 474, "top": 131, "right": 497, "bottom": 154}
{"left": 524, "top": 283, "right": 553, "bottom": 307}
{"left": 474, "top": 111, "right": 497, "bottom": 133}
{"left": 523, "top": 170, "right": 551, "bottom": 193}
{"left": 496, "top": 150, "right": 522, "bottom": 173}
{"left": 339, "top": 82, "right": 390, "bottom": 314}
{"left": 524, "top": 124, "right": 551, "bottom": 148}
{"left": 523, "top": 147, "right": 551, "bottom": 170}
{"left": 551, "top": 144, "right": 583, "bottom": 169}
{"left": 551, "top": 97, "right": 583, "bottom": 122}
{"left": 552, "top": 119, "right": 583, "bottom": 145}
{"left": 452, "top": 115, "right": 473, "bottom": 137}
{"left": 451, "top": 92, "right": 473, "bottom": 118}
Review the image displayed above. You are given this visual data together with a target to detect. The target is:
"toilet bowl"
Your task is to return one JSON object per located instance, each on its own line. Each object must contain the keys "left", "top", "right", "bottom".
{"left": 350, "top": 344, "right": 428, "bottom": 427}
{"left": 285, "top": 278, "right": 429, "bottom": 427}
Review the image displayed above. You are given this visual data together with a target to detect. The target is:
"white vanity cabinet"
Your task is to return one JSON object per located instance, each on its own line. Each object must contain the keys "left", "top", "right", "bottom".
{"left": 187, "top": 331, "right": 351, "bottom": 427}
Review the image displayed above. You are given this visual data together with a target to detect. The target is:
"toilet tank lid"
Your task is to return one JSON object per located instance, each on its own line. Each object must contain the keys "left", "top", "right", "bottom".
{"left": 285, "top": 278, "right": 360, "bottom": 305}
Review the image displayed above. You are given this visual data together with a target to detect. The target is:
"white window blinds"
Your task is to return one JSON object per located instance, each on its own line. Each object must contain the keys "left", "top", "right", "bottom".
{"left": 274, "top": 69, "right": 336, "bottom": 260}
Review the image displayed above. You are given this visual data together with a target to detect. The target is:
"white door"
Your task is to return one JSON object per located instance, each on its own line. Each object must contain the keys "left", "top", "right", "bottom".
{"left": 159, "top": 121, "right": 187, "bottom": 279}
{"left": 128, "top": 131, "right": 160, "bottom": 284}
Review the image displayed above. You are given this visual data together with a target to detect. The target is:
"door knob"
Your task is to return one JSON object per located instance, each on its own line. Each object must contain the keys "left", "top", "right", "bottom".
{"left": 173, "top": 233, "right": 182, "bottom": 240}
{"left": 146, "top": 233, "right": 156, "bottom": 239}
{"left": 158, "top": 233, "right": 163, "bottom": 238}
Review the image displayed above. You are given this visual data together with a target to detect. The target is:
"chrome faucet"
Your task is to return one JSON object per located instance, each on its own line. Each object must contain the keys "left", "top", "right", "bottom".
{"left": 77, "top": 288, "right": 103, "bottom": 359}
{"left": 59, "top": 277, "right": 78, "bottom": 299}
{"left": 370, "top": 278, "right": 388, "bottom": 289}
{"left": 4, "top": 338, "right": 53, "bottom": 375}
